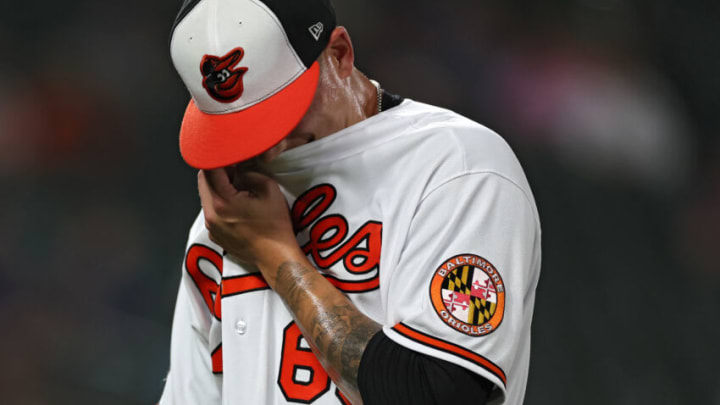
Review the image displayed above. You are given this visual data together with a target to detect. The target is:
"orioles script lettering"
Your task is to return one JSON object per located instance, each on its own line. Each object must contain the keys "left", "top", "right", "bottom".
{"left": 291, "top": 184, "right": 382, "bottom": 277}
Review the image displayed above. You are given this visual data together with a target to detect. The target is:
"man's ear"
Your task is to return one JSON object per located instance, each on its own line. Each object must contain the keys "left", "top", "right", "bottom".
{"left": 323, "top": 26, "right": 354, "bottom": 79}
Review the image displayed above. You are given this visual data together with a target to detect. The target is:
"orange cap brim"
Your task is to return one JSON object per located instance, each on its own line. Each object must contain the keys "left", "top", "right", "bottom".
{"left": 179, "top": 62, "right": 320, "bottom": 169}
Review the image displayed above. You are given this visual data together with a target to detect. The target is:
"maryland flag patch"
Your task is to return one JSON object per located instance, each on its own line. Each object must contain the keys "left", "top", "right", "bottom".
{"left": 430, "top": 254, "right": 505, "bottom": 336}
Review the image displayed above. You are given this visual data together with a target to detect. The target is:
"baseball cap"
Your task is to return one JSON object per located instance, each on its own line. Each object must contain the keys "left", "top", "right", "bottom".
{"left": 170, "top": 0, "right": 336, "bottom": 169}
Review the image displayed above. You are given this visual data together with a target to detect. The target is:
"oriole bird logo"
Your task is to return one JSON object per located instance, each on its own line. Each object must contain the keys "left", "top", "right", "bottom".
{"left": 200, "top": 47, "right": 249, "bottom": 103}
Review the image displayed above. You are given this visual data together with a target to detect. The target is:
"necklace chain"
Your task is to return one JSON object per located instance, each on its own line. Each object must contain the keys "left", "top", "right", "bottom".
{"left": 370, "top": 79, "right": 382, "bottom": 114}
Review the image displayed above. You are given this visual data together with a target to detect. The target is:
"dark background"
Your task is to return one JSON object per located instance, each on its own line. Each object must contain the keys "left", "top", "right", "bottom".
{"left": 1, "top": 0, "right": 718, "bottom": 404}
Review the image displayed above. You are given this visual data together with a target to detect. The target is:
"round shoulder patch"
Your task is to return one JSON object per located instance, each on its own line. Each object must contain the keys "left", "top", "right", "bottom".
{"left": 429, "top": 254, "right": 505, "bottom": 337}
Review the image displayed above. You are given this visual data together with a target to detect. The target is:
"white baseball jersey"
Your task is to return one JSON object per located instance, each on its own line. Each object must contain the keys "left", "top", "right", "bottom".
{"left": 160, "top": 99, "right": 541, "bottom": 405}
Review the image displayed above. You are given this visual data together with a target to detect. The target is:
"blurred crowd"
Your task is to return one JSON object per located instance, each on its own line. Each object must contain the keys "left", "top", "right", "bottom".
{"left": 0, "top": 0, "right": 718, "bottom": 404}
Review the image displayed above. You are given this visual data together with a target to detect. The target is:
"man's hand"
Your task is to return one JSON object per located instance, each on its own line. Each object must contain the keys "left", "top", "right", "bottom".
{"left": 198, "top": 168, "right": 301, "bottom": 287}
{"left": 198, "top": 167, "right": 380, "bottom": 404}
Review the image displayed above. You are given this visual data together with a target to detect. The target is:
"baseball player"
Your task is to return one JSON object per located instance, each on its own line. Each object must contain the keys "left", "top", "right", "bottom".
{"left": 160, "top": 0, "right": 541, "bottom": 404}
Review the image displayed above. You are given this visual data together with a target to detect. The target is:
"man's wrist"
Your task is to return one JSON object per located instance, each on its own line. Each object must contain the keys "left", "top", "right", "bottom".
{"left": 255, "top": 244, "right": 307, "bottom": 289}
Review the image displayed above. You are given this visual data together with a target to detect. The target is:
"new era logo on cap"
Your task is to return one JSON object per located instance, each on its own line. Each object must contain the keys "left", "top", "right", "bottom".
{"left": 169, "top": 0, "right": 336, "bottom": 169}
{"left": 309, "top": 22, "right": 324, "bottom": 41}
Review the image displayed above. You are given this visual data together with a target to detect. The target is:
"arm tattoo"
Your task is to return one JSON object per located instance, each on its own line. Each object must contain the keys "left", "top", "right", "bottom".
{"left": 275, "top": 261, "right": 382, "bottom": 389}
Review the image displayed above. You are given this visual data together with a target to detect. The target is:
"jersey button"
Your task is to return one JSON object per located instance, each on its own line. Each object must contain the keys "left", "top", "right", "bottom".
{"left": 235, "top": 319, "right": 247, "bottom": 335}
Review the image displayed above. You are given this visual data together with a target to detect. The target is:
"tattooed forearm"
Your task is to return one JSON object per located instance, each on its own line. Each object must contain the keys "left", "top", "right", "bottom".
{"left": 276, "top": 261, "right": 318, "bottom": 314}
{"left": 338, "top": 308, "right": 381, "bottom": 385}
{"left": 275, "top": 260, "right": 382, "bottom": 396}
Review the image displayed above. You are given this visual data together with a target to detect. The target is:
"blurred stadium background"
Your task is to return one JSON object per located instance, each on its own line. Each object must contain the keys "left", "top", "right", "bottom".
{"left": 1, "top": 0, "right": 718, "bottom": 403}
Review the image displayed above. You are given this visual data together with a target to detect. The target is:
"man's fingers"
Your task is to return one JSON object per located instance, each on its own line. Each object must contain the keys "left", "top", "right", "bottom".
{"left": 198, "top": 170, "right": 219, "bottom": 216}
{"left": 203, "top": 168, "right": 238, "bottom": 199}
{"left": 198, "top": 171, "right": 230, "bottom": 242}
{"left": 234, "top": 171, "right": 275, "bottom": 197}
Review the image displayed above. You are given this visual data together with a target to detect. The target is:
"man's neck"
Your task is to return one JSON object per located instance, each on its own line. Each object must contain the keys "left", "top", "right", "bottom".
{"left": 343, "top": 68, "right": 381, "bottom": 130}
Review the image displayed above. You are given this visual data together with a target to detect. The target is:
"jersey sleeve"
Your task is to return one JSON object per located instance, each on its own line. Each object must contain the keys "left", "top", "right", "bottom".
{"left": 159, "top": 276, "right": 222, "bottom": 405}
{"left": 159, "top": 214, "right": 222, "bottom": 405}
{"left": 382, "top": 172, "right": 541, "bottom": 402}
{"left": 358, "top": 329, "right": 493, "bottom": 404}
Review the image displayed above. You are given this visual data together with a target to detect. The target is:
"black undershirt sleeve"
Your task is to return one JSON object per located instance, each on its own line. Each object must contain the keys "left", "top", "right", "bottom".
{"left": 357, "top": 330, "right": 494, "bottom": 405}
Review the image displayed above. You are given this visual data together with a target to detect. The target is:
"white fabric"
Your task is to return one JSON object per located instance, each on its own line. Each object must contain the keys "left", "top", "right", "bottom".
{"left": 170, "top": 0, "right": 305, "bottom": 113}
{"left": 159, "top": 248, "right": 222, "bottom": 404}
{"left": 160, "top": 99, "right": 541, "bottom": 404}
